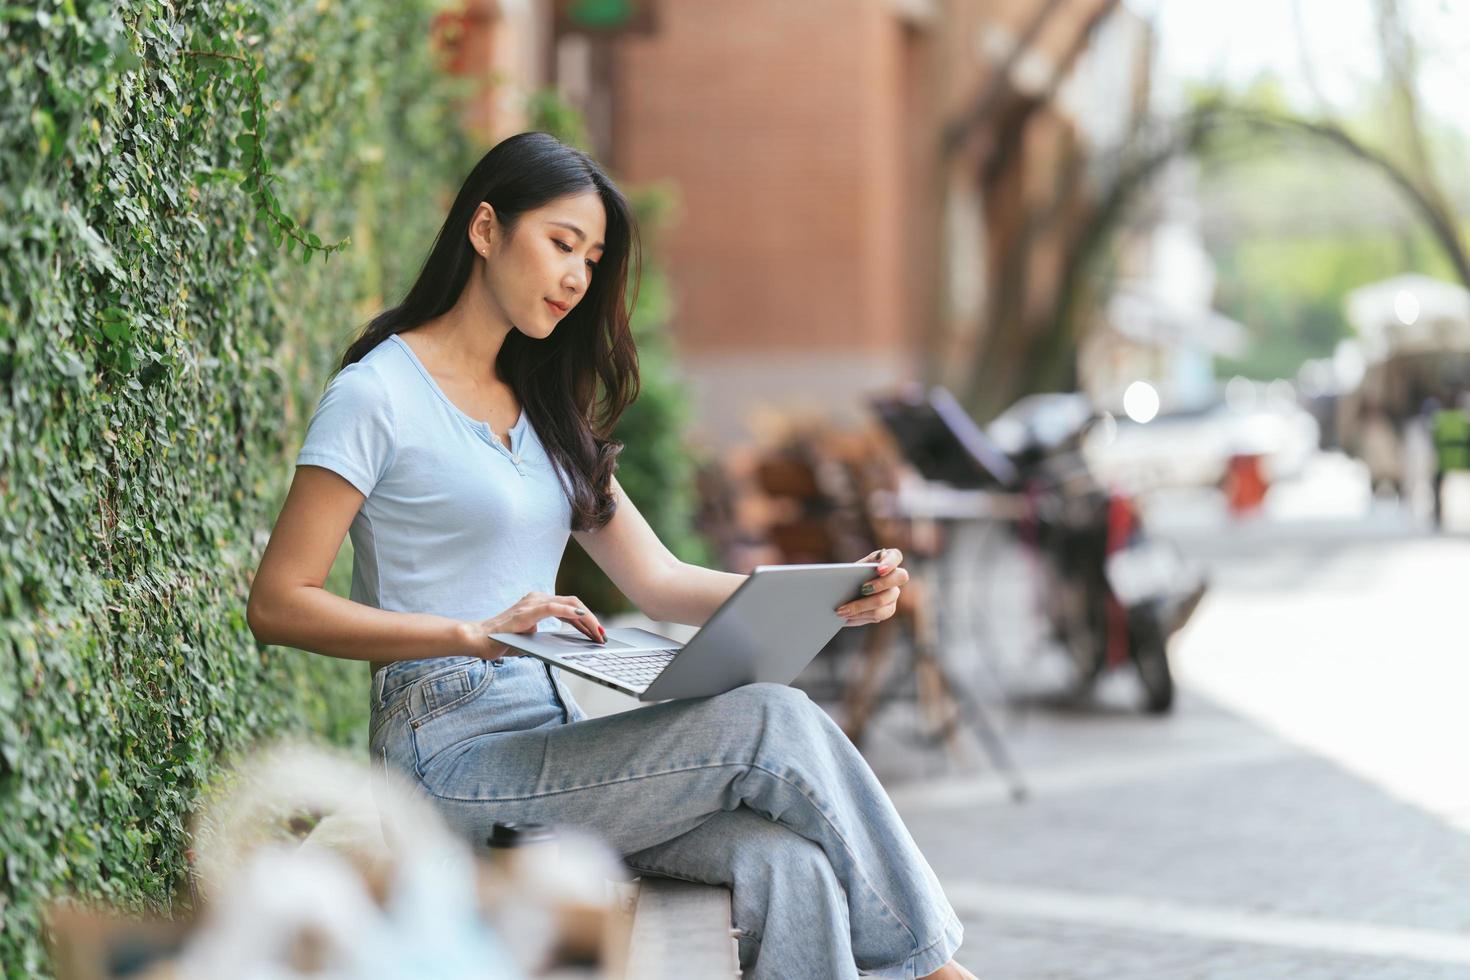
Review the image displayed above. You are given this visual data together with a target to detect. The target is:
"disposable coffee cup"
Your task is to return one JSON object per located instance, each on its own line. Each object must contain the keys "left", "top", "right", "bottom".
{"left": 479, "top": 822, "right": 561, "bottom": 968}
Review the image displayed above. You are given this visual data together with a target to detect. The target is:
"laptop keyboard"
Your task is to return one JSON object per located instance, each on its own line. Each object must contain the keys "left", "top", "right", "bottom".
{"left": 561, "top": 649, "right": 679, "bottom": 689}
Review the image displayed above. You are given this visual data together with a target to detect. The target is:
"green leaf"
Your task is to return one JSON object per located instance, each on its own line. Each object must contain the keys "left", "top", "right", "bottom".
{"left": 58, "top": 351, "right": 89, "bottom": 378}
{"left": 30, "top": 108, "right": 57, "bottom": 157}
{"left": 61, "top": 208, "right": 123, "bottom": 280}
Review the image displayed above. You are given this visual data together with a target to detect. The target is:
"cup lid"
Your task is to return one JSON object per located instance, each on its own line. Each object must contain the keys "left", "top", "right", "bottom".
{"left": 486, "top": 821, "right": 555, "bottom": 848}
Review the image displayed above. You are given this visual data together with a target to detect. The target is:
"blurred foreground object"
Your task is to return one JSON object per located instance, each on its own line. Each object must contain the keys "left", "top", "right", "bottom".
{"left": 46, "top": 742, "right": 629, "bottom": 979}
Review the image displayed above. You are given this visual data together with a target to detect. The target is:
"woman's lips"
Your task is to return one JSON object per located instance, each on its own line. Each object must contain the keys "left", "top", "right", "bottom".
{"left": 545, "top": 299, "right": 567, "bottom": 316}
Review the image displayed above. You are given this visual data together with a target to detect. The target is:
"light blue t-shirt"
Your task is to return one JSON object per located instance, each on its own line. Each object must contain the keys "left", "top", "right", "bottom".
{"left": 295, "top": 333, "right": 574, "bottom": 630}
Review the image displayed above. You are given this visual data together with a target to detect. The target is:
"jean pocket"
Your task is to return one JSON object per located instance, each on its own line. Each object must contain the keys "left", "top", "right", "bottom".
{"left": 378, "top": 657, "right": 476, "bottom": 714}
{"left": 414, "top": 667, "right": 468, "bottom": 719}
{"left": 408, "top": 659, "right": 503, "bottom": 776}
{"left": 406, "top": 659, "right": 490, "bottom": 722}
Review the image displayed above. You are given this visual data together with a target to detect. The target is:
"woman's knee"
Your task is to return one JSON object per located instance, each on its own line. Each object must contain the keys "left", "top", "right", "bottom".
{"left": 716, "top": 682, "right": 819, "bottom": 728}
{"left": 731, "top": 814, "right": 841, "bottom": 901}
{"left": 719, "top": 684, "right": 860, "bottom": 774}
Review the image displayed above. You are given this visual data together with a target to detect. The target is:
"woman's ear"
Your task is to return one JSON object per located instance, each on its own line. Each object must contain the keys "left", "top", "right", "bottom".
{"left": 468, "top": 201, "right": 497, "bottom": 255}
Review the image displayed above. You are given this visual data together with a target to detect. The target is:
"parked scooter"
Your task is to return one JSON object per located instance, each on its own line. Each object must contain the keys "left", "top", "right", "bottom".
{"left": 987, "top": 392, "right": 1207, "bottom": 713}
{"left": 875, "top": 387, "right": 1206, "bottom": 714}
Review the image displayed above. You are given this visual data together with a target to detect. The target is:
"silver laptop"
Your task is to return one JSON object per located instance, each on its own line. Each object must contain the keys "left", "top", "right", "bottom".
{"left": 490, "top": 563, "right": 879, "bottom": 701}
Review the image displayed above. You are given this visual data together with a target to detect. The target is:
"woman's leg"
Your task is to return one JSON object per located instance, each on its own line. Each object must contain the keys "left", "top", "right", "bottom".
{"left": 383, "top": 680, "right": 963, "bottom": 977}
{"left": 625, "top": 806, "right": 857, "bottom": 980}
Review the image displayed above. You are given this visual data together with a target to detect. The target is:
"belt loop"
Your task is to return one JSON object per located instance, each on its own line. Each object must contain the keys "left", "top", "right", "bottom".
{"left": 371, "top": 665, "right": 386, "bottom": 709}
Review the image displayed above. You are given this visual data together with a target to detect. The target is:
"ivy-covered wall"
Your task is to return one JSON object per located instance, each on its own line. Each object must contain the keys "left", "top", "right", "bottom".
{"left": 0, "top": 1, "right": 476, "bottom": 974}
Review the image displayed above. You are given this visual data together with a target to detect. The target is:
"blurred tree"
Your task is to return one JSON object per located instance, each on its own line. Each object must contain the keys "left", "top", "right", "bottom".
{"left": 937, "top": 0, "right": 1136, "bottom": 419}
{"left": 1210, "top": 227, "right": 1457, "bottom": 379}
{"left": 944, "top": 0, "right": 1470, "bottom": 414}
{"left": 1042, "top": 90, "right": 1470, "bottom": 390}
{"left": 1191, "top": 0, "right": 1470, "bottom": 380}
{"left": 1197, "top": 71, "right": 1468, "bottom": 379}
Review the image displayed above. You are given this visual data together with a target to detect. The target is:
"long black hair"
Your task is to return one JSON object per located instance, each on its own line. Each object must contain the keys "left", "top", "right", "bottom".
{"left": 340, "top": 132, "right": 640, "bottom": 531}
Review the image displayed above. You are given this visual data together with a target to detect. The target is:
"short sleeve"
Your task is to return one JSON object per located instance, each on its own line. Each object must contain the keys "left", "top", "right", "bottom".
{"left": 295, "top": 361, "right": 397, "bottom": 497}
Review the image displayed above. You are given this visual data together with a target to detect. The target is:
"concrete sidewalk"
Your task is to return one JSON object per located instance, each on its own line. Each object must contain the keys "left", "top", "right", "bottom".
{"left": 859, "top": 688, "right": 1470, "bottom": 979}
{"left": 847, "top": 478, "right": 1470, "bottom": 979}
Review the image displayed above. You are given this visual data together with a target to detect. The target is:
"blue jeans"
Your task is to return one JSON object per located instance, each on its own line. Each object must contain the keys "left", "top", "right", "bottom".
{"left": 368, "top": 655, "right": 963, "bottom": 979}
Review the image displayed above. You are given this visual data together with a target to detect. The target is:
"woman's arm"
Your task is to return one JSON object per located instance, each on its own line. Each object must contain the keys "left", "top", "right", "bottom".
{"left": 573, "top": 475, "right": 747, "bottom": 627}
{"left": 246, "top": 466, "right": 489, "bottom": 661}
{"left": 644, "top": 563, "right": 748, "bottom": 628}
{"left": 576, "top": 477, "right": 911, "bottom": 629}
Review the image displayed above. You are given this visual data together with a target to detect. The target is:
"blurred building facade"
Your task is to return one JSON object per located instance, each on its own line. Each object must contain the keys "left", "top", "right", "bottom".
{"left": 610, "top": 0, "right": 930, "bottom": 445}
{"left": 436, "top": 0, "right": 1153, "bottom": 444}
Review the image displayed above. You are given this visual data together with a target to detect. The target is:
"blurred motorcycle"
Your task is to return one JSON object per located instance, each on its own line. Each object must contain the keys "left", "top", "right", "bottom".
{"left": 877, "top": 387, "right": 1207, "bottom": 714}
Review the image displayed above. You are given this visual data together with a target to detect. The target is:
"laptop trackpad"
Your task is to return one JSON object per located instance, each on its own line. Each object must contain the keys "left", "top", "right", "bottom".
{"left": 535, "top": 627, "right": 682, "bottom": 653}
{"left": 576, "top": 636, "right": 642, "bottom": 652}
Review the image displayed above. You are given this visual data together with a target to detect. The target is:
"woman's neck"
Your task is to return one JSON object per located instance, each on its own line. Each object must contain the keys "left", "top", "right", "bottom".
{"left": 413, "top": 303, "right": 513, "bottom": 383}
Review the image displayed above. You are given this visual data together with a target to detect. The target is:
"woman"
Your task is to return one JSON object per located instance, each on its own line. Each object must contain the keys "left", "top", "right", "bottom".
{"left": 247, "top": 132, "right": 974, "bottom": 979}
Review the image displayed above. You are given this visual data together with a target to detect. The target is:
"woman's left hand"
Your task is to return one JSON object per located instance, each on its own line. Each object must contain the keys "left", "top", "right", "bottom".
{"left": 836, "top": 548, "right": 908, "bottom": 627}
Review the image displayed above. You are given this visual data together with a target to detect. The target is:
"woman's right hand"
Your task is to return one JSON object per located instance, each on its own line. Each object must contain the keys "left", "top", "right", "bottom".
{"left": 470, "top": 591, "right": 606, "bottom": 660}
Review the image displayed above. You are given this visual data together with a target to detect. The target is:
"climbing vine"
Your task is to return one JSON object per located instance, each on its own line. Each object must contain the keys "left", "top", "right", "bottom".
{"left": 0, "top": 1, "right": 475, "bottom": 974}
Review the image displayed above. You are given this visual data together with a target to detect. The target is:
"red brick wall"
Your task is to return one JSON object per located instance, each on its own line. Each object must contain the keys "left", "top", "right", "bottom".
{"left": 613, "top": 0, "right": 913, "bottom": 359}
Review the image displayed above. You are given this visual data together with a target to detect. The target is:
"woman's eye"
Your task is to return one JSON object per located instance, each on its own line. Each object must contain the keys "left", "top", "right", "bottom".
{"left": 556, "top": 238, "right": 596, "bottom": 272}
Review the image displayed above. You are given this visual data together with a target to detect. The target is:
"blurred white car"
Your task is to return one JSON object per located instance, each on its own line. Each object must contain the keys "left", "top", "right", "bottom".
{"left": 1081, "top": 397, "right": 1320, "bottom": 493}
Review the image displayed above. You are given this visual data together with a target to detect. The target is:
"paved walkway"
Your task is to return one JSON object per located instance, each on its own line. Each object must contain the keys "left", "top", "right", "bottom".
{"left": 863, "top": 689, "right": 1470, "bottom": 979}
{"left": 847, "top": 465, "right": 1470, "bottom": 979}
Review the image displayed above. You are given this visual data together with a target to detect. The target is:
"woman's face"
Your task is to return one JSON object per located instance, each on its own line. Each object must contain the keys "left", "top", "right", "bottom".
{"left": 469, "top": 190, "right": 607, "bottom": 340}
